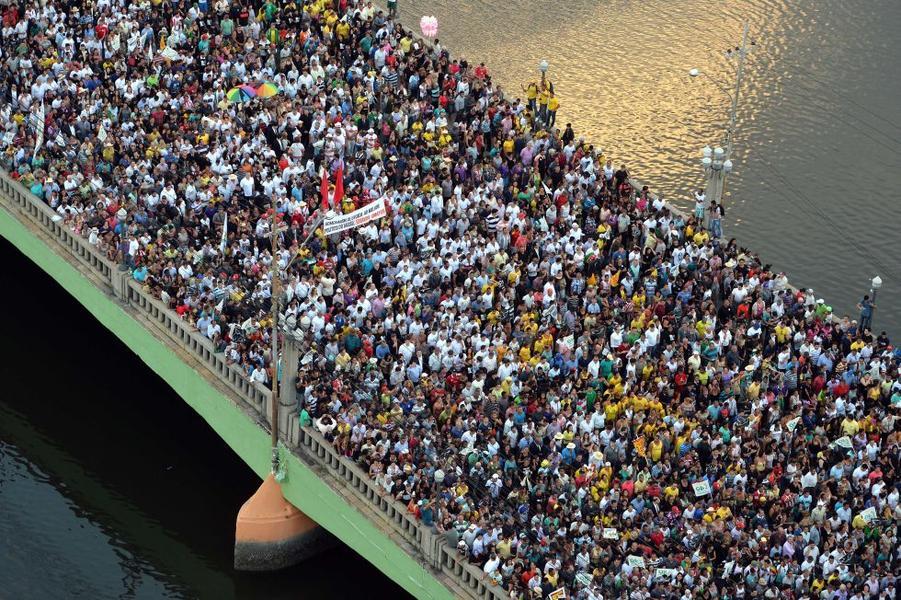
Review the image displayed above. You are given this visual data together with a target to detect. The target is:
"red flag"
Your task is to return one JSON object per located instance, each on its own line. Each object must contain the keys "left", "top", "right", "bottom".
{"left": 333, "top": 166, "right": 344, "bottom": 209}
{"left": 320, "top": 167, "right": 330, "bottom": 211}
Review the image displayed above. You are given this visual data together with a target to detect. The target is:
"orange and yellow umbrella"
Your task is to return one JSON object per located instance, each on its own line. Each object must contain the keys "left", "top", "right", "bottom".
{"left": 256, "top": 82, "right": 280, "bottom": 99}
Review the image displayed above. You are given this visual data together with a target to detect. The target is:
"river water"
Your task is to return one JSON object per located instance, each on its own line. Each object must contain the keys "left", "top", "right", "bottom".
{"left": 0, "top": 240, "right": 404, "bottom": 599}
{"left": 399, "top": 0, "right": 900, "bottom": 336}
{"left": 2, "top": 1, "right": 899, "bottom": 598}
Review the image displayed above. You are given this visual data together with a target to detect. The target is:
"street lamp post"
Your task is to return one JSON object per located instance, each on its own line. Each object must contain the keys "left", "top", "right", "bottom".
{"left": 870, "top": 275, "right": 882, "bottom": 328}
{"left": 689, "top": 21, "right": 751, "bottom": 212}
{"left": 538, "top": 59, "right": 549, "bottom": 88}
{"left": 267, "top": 201, "right": 326, "bottom": 474}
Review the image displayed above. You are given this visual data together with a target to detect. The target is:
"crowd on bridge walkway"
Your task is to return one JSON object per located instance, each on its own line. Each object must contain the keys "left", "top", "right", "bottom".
{"left": 1, "top": 0, "right": 899, "bottom": 598}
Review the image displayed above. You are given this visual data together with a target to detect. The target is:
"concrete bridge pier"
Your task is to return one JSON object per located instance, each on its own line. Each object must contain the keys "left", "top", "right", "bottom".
{"left": 235, "top": 332, "right": 334, "bottom": 572}
{"left": 234, "top": 473, "right": 334, "bottom": 571}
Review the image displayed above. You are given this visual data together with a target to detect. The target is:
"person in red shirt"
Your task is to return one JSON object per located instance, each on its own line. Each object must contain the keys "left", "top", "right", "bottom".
{"left": 736, "top": 300, "right": 751, "bottom": 321}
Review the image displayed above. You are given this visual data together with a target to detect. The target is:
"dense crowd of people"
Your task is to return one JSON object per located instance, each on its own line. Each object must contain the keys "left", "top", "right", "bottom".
{"left": 2, "top": 0, "right": 898, "bottom": 598}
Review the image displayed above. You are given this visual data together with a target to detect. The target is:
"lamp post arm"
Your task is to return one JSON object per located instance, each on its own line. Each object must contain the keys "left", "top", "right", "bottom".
{"left": 726, "top": 22, "right": 750, "bottom": 160}
{"left": 700, "top": 71, "right": 734, "bottom": 105}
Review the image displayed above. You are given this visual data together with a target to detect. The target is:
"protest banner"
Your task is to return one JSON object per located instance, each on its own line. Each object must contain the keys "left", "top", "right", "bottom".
{"left": 323, "top": 200, "right": 386, "bottom": 235}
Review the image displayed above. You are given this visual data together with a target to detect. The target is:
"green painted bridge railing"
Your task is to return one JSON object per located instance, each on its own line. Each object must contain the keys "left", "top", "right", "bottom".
{"left": 0, "top": 170, "right": 506, "bottom": 600}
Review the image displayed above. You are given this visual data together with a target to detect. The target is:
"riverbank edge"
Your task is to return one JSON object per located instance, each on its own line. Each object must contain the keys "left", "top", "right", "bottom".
{"left": 0, "top": 203, "right": 454, "bottom": 600}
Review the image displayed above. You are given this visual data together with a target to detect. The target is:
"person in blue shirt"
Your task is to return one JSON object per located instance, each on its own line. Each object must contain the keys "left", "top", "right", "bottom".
{"left": 133, "top": 264, "right": 148, "bottom": 282}
{"left": 857, "top": 294, "right": 875, "bottom": 331}
{"left": 561, "top": 443, "right": 577, "bottom": 465}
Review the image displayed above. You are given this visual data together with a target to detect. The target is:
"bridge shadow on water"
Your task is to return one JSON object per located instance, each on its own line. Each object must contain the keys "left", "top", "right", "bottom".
{"left": 0, "top": 237, "right": 409, "bottom": 600}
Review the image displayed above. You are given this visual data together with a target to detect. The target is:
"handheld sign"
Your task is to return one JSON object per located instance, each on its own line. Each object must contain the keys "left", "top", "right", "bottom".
{"left": 858, "top": 507, "right": 877, "bottom": 523}
{"left": 831, "top": 436, "right": 853, "bottom": 449}
{"left": 692, "top": 480, "right": 712, "bottom": 497}
{"left": 655, "top": 568, "right": 678, "bottom": 580}
{"left": 627, "top": 555, "right": 646, "bottom": 568}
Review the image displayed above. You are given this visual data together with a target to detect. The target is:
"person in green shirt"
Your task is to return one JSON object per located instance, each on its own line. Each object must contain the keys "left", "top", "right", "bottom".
{"left": 267, "top": 1, "right": 279, "bottom": 21}
{"left": 220, "top": 16, "right": 234, "bottom": 37}
{"left": 584, "top": 388, "right": 597, "bottom": 411}
{"left": 599, "top": 355, "right": 614, "bottom": 379}
{"left": 344, "top": 330, "right": 361, "bottom": 353}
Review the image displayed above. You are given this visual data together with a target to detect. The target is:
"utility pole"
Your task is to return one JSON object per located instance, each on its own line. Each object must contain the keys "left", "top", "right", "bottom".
{"left": 267, "top": 200, "right": 326, "bottom": 474}
{"left": 725, "top": 21, "right": 749, "bottom": 163}
{"left": 694, "top": 22, "right": 751, "bottom": 214}
{"left": 269, "top": 195, "right": 281, "bottom": 474}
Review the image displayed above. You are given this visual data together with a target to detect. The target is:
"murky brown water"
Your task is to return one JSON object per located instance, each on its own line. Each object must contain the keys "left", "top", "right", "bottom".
{"left": 399, "top": 0, "right": 901, "bottom": 335}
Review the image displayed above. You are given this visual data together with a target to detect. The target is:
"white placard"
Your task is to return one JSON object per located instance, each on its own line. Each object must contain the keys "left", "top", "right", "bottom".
{"left": 626, "top": 555, "right": 646, "bottom": 568}
{"left": 692, "top": 480, "right": 711, "bottom": 497}
{"left": 655, "top": 568, "right": 677, "bottom": 579}
{"left": 832, "top": 436, "right": 853, "bottom": 449}
{"left": 786, "top": 417, "right": 801, "bottom": 432}
{"left": 858, "top": 507, "right": 877, "bottom": 523}
{"left": 602, "top": 528, "right": 619, "bottom": 540}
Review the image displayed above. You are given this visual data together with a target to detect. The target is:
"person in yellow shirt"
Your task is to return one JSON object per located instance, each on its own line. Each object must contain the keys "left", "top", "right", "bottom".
{"left": 775, "top": 322, "right": 791, "bottom": 344}
{"left": 507, "top": 266, "right": 521, "bottom": 286}
{"left": 522, "top": 81, "right": 539, "bottom": 114}
{"left": 547, "top": 93, "right": 560, "bottom": 127}
{"left": 335, "top": 19, "right": 350, "bottom": 41}
{"left": 630, "top": 312, "right": 646, "bottom": 331}
{"left": 323, "top": 9, "right": 339, "bottom": 29}
{"left": 664, "top": 484, "right": 679, "bottom": 502}
{"left": 604, "top": 400, "right": 619, "bottom": 423}
{"left": 649, "top": 437, "right": 663, "bottom": 462}
{"left": 840, "top": 416, "right": 860, "bottom": 436}
{"left": 537, "top": 85, "right": 550, "bottom": 123}
{"left": 496, "top": 536, "right": 512, "bottom": 558}
{"left": 696, "top": 319, "right": 709, "bottom": 337}
{"left": 518, "top": 345, "right": 531, "bottom": 362}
